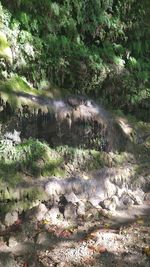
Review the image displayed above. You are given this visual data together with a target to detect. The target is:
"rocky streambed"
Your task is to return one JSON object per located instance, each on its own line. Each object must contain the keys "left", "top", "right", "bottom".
{"left": 0, "top": 196, "right": 150, "bottom": 267}
{"left": 0, "top": 164, "right": 150, "bottom": 267}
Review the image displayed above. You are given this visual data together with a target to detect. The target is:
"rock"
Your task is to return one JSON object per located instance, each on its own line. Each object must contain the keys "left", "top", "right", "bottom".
{"left": 131, "top": 189, "right": 144, "bottom": 205}
{"left": 144, "top": 192, "right": 150, "bottom": 201}
{"left": 65, "top": 192, "right": 79, "bottom": 204}
{"left": 132, "top": 195, "right": 143, "bottom": 205}
{"left": 85, "top": 206, "right": 101, "bottom": 221}
{"left": 69, "top": 178, "right": 84, "bottom": 194}
{"left": 25, "top": 203, "right": 48, "bottom": 221}
{"left": 4, "top": 211, "right": 18, "bottom": 227}
{"left": 8, "top": 236, "right": 18, "bottom": 248}
{"left": 77, "top": 201, "right": 86, "bottom": 216}
{"left": 89, "top": 196, "right": 102, "bottom": 208}
{"left": 36, "top": 203, "right": 48, "bottom": 221}
{"left": 100, "top": 198, "right": 117, "bottom": 211}
{"left": 120, "top": 193, "right": 134, "bottom": 207}
{"left": 4, "top": 129, "right": 21, "bottom": 144}
{"left": 64, "top": 202, "right": 77, "bottom": 220}
{"left": 44, "top": 206, "right": 63, "bottom": 224}
{"left": 104, "top": 179, "right": 117, "bottom": 198}
{"left": 45, "top": 179, "right": 66, "bottom": 197}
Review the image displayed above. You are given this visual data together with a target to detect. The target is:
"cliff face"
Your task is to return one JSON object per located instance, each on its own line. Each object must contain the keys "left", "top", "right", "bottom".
{"left": 0, "top": 88, "right": 130, "bottom": 152}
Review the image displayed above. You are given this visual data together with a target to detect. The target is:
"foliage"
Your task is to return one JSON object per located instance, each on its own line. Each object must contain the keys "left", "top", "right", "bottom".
{"left": 0, "top": 138, "right": 64, "bottom": 180}
{"left": 0, "top": 0, "right": 149, "bottom": 115}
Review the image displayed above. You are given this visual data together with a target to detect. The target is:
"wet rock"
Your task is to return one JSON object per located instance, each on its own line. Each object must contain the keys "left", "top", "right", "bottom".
{"left": 4, "top": 211, "right": 18, "bottom": 227}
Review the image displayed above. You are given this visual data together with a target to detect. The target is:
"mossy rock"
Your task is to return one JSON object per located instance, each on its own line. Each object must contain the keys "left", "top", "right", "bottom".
{"left": 0, "top": 75, "right": 70, "bottom": 114}
{"left": 0, "top": 75, "right": 50, "bottom": 112}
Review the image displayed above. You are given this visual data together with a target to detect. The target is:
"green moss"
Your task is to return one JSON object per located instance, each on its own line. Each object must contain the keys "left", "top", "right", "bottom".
{"left": 42, "top": 160, "right": 65, "bottom": 177}
{"left": 0, "top": 187, "right": 46, "bottom": 215}
{"left": 0, "top": 75, "right": 55, "bottom": 112}
{"left": 0, "top": 31, "right": 12, "bottom": 63}
{"left": 0, "top": 139, "right": 66, "bottom": 210}
{"left": 56, "top": 145, "right": 112, "bottom": 171}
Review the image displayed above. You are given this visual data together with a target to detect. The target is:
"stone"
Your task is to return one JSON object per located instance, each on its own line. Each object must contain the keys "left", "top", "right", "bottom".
{"left": 65, "top": 192, "right": 79, "bottom": 204}
{"left": 89, "top": 196, "right": 102, "bottom": 208}
{"left": 45, "top": 179, "right": 66, "bottom": 197}
{"left": 44, "top": 206, "right": 63, "bottom": 224}
{"left": 4, "top": 129, "right": 21, "bottom": 144}
{"left": 64, "top": 202, "right": 77, "bottom": 220}
{"left": 25, "top": 203, "right": 48, "bottom": 221}
{"left": 104, "top": 179, "right": 117, "bottom": 198}
{"left": 77, "top": 201, "right": 86, "bottom": 216}
{"left": 4, "top": 211, "right": 18, "bottom": 227}
{"left": 8, "top": 236, "right": 18, "bottom": 248}
{"left": 100, "top": 197, "right": 117, "bottom": 211}
{"left": 36, "top": 203, "right": 48, "bottom": 221}
{"left": 121, "top": 193, "right": 134, "bottom": 207}
{"left": 131, "top": 189, "right": 144, "bottom": 205}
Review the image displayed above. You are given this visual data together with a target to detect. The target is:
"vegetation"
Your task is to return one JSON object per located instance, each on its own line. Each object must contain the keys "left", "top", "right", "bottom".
{"left": 0, "top": 0, "right": 150, "bottom": 214}
{"left": 0, "top": 4, "right": 150, "bottom": 266}
{"left": 0, "top": 0, "right": 149, "bottom": 117}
